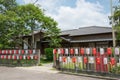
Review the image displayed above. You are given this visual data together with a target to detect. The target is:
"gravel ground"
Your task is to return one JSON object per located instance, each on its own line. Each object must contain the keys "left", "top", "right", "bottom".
{"left": 0, "top": 66, "right": 106, "bottom": 80}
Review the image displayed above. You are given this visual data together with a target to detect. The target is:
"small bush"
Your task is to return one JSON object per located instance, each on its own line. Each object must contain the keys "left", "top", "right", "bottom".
{"left": 45, "top": 48, "right": 53, "bottom": 61}
{"left": 111, "top": 66, "right": 120, "bottom": 74}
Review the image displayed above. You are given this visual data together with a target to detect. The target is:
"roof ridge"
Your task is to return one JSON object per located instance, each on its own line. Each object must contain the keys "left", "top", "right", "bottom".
{"left": 79, "top": 26, "right": 111, "bottom": 29}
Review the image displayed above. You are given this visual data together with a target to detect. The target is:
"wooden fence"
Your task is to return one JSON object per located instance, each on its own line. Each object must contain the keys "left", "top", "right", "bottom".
{"left": 0, "top": 49, "right": 40, "bottom": 66}
{"left": 53, "top": 47, "right": 120, "bottom": 77}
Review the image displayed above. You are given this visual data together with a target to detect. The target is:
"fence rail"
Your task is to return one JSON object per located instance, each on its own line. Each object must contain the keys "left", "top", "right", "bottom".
{"left": 53, "top": 47, "right": 120, "bottom": 76}
{"left": 0, "top": 49, "right": 39, "bottom": 66}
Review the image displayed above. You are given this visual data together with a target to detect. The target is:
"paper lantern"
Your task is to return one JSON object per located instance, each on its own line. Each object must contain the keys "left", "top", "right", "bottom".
{"left": 61, "top": 48, "right": 64, "bottom": 54}
{"left": 70, "top": 48, "right": 74, "bottom": 55}
{"left": 65, "top": 48, "right": 69, "bottom": 54}
{"left": 6, "top": 55, "right": 8, "bottom": 59}
{"left": 17, "top": 56, "right": 19, "bottom": 60}
{"left": 10, "top": 55, "right": 12, "bottom": 59}
{"left": 77, "top": 57, "right": 82, "bottom": 63}
{"left": 75, "top": 48, "right": 78, "bottom": 54}
{"left": 1, "top": 55, "right": 4, "bottom": 59}
{"left": 23, "top": 55, "right": 26, "bottom": 60}
{"left": 100, "top": 48, "right": 104, "bottom": 55}
{"left": 57, "top": 49, "right": 61, "bottom": 54}
{"left": 80, "top": 48, "right": 84, "bottom": 55}
{"left": 103, "top": 58, "right": 108, "bottom": 65}
{"left": 18, "top": 50, "right": 21, "bottom": 54}
{"left": 21, "top": 50, "right": 24, "bottom": 54}
{"left": 30, "top": 55, "right": 34, "bottom": 59}
{"left": 27, "top": 56, "right": 31, "bottom": 60}
{"left": 115, "top": 48, "right": 119, "bottom": 55}
{"left": 25, "top": 50, "right": 28, "bottom": 54}
{"left": 33, "top": 49, "right": 36, "bottom": 54}
{"left": 19, "top": 55, "right": 23, "bottom": 60}
{"left": 59, "top": 56, "right": 62, "bottom": 62}
{"left": 12, "top": 50, "right": 14, "bottom": 54}
{"left": 84, "top": 57, "right": 88, "bottom": 64}
{"left": 29, "top": 50, "right": 32, "bottom": 54}
{"left": 14, "top": 56, "right": 17, "bottom": 60}
{"left": 107, "top": 48, "right": 112, "bottom": 55}
{"left": 92, "top": 48, "right": 97, "bottom": 55}
{"left": 96, "top": 57, "right": 101, "bottom": 64}
{"left": 86, "top": 48, "right": 90, "bottom": 55}
{"left": 89, "top": 57, "right": 94, "bottom": 63}
{"left": 4, "top": 50, "right": 6, "bottom": 54}
{"left": 16, "top": 50, "right": 19, "bottom": 54}
{"left": 62, "top": 57, "right": 66, "bottom": 62}
{"left": 110, "top": 58, "right": 116, "bottom": 65}
{"left": 67, "top": 57, "right": 71, "bottom": 62}
{"left": 34, "top": 55, "right": 38, "bottom": 60}
{"left": 72, "top": 57, "right": 76, "bottom": 63}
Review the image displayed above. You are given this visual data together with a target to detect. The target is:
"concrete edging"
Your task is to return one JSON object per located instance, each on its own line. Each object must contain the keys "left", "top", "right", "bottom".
{"left": 59, "top": 71, "right": 119, "bottom": 80}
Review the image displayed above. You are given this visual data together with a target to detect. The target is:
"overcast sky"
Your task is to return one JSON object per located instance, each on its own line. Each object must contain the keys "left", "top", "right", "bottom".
{"left": 16, "top": 0, "right": 119, "bottom": 30}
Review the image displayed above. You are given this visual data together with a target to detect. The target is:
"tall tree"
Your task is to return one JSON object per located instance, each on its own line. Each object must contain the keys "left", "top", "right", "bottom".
{"left": 0, "top": 0, "right": 61, "bottom": 49}
{"left": 113, "top": 4, "right": 120, "bottom": 40}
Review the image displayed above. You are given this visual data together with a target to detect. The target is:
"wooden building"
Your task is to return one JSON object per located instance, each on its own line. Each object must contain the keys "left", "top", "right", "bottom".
{"left": 60, "top": 26, "right": 113, "bottom": 48}
{"left": 23, "top": 26, "right": 116, "bottom": 54}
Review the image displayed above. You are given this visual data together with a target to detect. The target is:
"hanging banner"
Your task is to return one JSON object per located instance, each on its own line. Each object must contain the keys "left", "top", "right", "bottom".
{"left": 75, "top": 48, "right": 78, "bottom": 54}
{"left": 18, "top": 50, "right": 21, "bottom": 54}
{"left": 89, "top": 57, "right": 94, "bottom": 64}
{"left": 2, "top": 50, "right": 4, "bottom": 54}
{"left": 30, "top": 55, "right": 34, "bottom": 59}
{"left": 72, "top": 57, "right": 76, "bottom": 63}
{"left": 29, "top": 50, "right": 33, "bottom": 54}
{"left": 92, "top": 48, "right": 97, "bottom": 55}
{"left": 86, "top": 48, "right": 90, "bottom": 54}
{"left": 19, "top": 55, "right": 23, "bottom": 60}
{"left": 23, "top": 55, "right": 26, "bottom": 60}
{"left": 80, "top": 48, "right": 84, "bottom": 55}
{"left": 8, "top": 55, "right": 11, "bottom": 59}
{"left": 104, "top": 57, "right": 108, "bottom": 65}
{"left": 62, "top": 57, "right": 66, "bottom": 62}
{"left": 115, "top": 48, "right": 119, "bottom": 55}
{"left": 107, "top": 48, "right": 112, "bottom": 55}
{"left": 67, "top": 56, "right": 71, "bottom": 62}
{"left": 84, "top": 57, "right": 88, "bottom": 64}
{"left": 17, "top": 55, "right": 19, "bottom": 60}
{"left": 59, "top": 56, "right": 62, "bottom": 62}
{"left": 77, "top": 57, "right": 82, "bottom": 63}
{"left": 70, "top": 48, "right": 74, "bottom": 55}
{"left": 33, "top": 49, "right": 36, "bottom": 54}
{"left": 60, "top": 48, "right": 64, "bottom": 54}
{"left": 65, "top": 48, "right": 69, "bottom": 54}
{"left": 100, "top": 48, "right": 104, "bottom": 55}
{"left": 15, "top": 50, "right": 19, "bottom": 54}
{"left": 110, "top": 58, "right": 116, "bottom": 65}
{"left": 25, "top": 50, "right": 28, "bottom": 54}
{"left": 57, "top": 49, "right": 61, "bottom": 54}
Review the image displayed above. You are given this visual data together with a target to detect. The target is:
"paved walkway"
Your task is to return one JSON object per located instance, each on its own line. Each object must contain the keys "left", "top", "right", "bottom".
{"left": 0, "top": 63, "right": 106, "bottom": 80}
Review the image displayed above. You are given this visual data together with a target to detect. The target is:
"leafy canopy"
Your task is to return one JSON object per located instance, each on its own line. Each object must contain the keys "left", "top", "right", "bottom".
{"left": 0, "top": 0, "right": 61, "bottom": 49}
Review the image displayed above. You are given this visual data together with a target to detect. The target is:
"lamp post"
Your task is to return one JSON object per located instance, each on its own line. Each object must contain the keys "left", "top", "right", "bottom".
{"left": 110, "top": 0, "right": 116, "bottom": 47}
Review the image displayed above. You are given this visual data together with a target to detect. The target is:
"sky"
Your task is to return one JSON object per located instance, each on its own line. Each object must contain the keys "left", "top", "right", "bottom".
{"left": 16, "top": 0, "right": 119, "bottom": 30}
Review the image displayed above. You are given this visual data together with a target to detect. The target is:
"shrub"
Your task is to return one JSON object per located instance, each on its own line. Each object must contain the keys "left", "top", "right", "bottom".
{"left": 45, "top": 48, "right": 53, "bottom": 61}
{"left": 111, "top": 66, "right": 120, "bottom": 74}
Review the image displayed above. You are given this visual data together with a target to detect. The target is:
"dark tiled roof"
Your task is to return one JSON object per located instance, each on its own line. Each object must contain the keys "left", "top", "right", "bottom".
{"left": 61, "top": 26, "right": 112, "bottom": 36}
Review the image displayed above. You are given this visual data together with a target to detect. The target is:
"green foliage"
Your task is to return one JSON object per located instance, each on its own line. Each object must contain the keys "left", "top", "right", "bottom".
{"left": 113, "top": 4, "right": 120, "bottom": 40}
{"left": 0, "top": 0, "right": 61, "bottom": 49}
{"left": 111, "top": 66, "right": 120, "bottom": 74}
{"left": 45, "top": 48, "right": 53, "bottom": 61}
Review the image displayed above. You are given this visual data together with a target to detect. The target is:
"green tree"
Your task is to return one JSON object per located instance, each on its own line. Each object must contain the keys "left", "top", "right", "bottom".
{"left": 0, "top": 0, "right": 61, "bottom": 49}
{"left": 113, "top": 5, "right": 120, "bottom": 40}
